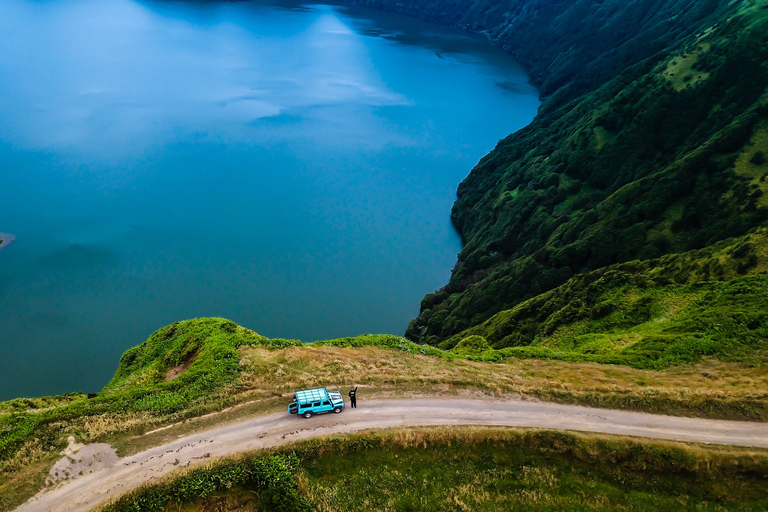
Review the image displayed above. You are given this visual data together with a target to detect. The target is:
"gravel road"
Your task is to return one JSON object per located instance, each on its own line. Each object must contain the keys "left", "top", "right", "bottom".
{"left": 17, "top": 398, "right": 768, "bottom": 512}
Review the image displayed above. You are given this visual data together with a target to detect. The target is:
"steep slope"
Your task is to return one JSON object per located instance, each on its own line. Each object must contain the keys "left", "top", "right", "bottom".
{"left": 343, "top": 0, "right": 731, "bottom": 107}
{"left": 403, "top": 0, "right": 768, "bottom": 345}
{"left": 442, "top": 230, "right": 768, "bottom": 370}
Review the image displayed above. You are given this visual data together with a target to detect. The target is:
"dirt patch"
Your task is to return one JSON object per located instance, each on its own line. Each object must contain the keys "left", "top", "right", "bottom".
{"left": 45, "top": 436, "right": 118, "bottom": 487}
{"left": 165, "top": 351, "right": 199, "bottom": 381}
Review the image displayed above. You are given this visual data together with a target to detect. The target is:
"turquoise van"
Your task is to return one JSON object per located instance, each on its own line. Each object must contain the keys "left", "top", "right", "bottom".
{"left": 288, "top": 388, "right": 345, "bottom": 418}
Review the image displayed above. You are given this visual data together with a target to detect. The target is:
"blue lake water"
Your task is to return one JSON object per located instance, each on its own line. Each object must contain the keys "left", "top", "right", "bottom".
{"left": 0, "top": 0, "right": 539, "bottom": 399}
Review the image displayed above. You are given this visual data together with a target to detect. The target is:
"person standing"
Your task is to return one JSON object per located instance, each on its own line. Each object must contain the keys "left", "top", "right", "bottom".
{"left": 349, "top": 386, "right": 358, "bottom": 408}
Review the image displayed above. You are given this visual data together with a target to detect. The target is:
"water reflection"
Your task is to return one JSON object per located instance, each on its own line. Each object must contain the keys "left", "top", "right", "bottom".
{"left": 0, "top": 0, "right": 539, "bottom": 399}
{"left": 0, "top": 0, "right": 420, "bottom": 159}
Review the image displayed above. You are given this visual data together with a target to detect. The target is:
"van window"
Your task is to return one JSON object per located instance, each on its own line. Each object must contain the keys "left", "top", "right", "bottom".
{"left": 313, "top": 401, "right": 321, "bottom": 407}
{"left": 322, "top": 401, "right": 330, "bottom": 406}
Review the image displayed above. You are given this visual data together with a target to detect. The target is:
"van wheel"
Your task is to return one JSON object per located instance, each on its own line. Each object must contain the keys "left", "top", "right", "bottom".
{"left": 334, "top": 407, "right": 342, "bottom": 414}
{"left": 303, "top": 411, "right": 313, "bottom": 419}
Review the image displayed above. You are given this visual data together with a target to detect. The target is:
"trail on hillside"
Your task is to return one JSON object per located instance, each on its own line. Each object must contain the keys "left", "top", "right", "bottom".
{"left": 17, "top": 398, "right": 768, "bottom": 512}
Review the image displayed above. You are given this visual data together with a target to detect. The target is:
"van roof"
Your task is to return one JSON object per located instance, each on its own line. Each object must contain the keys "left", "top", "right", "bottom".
{"left": 294, "top": 388, "right": 327, "bottom": 402}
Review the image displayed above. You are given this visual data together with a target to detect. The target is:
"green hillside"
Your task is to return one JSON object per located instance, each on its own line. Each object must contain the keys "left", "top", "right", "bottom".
{"left": 442, "top": 230, "right": 768, "bottom": 369}
{"left": 104, "top": 428, "right": 768, "bottom": 512}
{"left": 4, "top": 318, "right": 767, "bottom": 509}
{"left": 346, "top": 0, "right": 734, "bottom": 107}
{"left": 396, "top": 0, "right": 768, "bottom": 347}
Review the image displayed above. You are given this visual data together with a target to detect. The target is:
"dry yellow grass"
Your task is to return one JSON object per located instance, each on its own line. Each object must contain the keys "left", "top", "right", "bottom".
{"left": 2, "top": 344, "right": 766, "bottom": 511}
{"left": 0, "top": 451, "right": 58, "bottom": 510}
{"left": 106, "top": 343, "right": 768, "bottom": 462}
{"left": 236, "top": 345, "right": 768, "bottom": 418}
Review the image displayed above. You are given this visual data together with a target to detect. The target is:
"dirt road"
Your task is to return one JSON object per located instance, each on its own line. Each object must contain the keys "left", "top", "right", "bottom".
{"left": 17, "top": 398, "right": 768, "bottom": 512}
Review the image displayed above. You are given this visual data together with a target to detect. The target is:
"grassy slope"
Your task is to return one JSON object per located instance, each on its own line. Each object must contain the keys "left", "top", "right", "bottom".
{"left": 104, "top": 428, "right": 768, "bottom": 512}
{"left": 406, "top": 0, "right": 768, "bottom": 345}
{"left": 437, "top": 230, "right": 768, "bottom": 369}
{"left": 2, "top": 318, "right": 767, "bottom": 509}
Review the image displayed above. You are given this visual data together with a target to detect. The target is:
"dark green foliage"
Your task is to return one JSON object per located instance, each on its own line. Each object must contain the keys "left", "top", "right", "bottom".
{"left": 311, "top": 334, "right": 448, "bottom": 357}
{"left": 409, "top": 3, "right": 768, "bottom": 345}
{"left": 0, "top": 318, "right": 285, "bottom": 465}
{"left": 343, "top": 0, "right": 730, "bottom": 107}
{"left": 299, "top": 430, "right": 768, "bottom": 511}
{"left": 107, "top": 429, "right": 768, "bottom": 511}
{"left": 102, "top": 453, "right": 308, "bottom": 512}
{"left": 440, "top": 230, "right": 768, "bottom": 369}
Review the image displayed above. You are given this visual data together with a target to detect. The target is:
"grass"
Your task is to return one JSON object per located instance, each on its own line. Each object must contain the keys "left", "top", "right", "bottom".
{"left": 441, "top": 229, "right": 768, "bottom": 370}
{"left": 4, "top": 1, "right": 768, "bottom": 510}
{"left": 0, "top": 318, "right": 287, "bottom": 510}
{"left": 101, "top": 427, "right": 768, "bottom": 512}
{"left": 2, "top": 319, "right": 766, "bottom": 509}
{"left": 733, "top": 122, "right": 768, "bottom": 207}
{"left": 101, "top": 452, "right": 306, "bottom": 512}
{"left": 410, "top": 1, "right": 768, "bottom": 346}
{"left": 237, "top": 345, "right": 768, "bottom": 421}
{"left": 662, "top": 42, "right": 711, "bottom": 91}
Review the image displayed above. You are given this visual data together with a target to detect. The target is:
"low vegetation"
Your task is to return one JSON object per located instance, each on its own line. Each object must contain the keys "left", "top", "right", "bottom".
{"left": 102, "top": 427, "right": 768, "bottom": 511}
{"left": 101, "top": 452, "right": 305, "bottom": 512}
{"left": 1, "top": 318, "right": 767, "bottom": 509}
{"left": 439, "top": 230, "right": 768, "bottom": 370}
{"left": 408, "top": 1, "right": 768, "bottom": 345}
{"left": 237, "top": 344, "right": 768, "bottom": 422}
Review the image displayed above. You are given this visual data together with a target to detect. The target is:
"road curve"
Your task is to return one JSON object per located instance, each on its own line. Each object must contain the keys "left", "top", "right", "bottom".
{"left": 17, "top": 398, "right": 768, "bottom": 512}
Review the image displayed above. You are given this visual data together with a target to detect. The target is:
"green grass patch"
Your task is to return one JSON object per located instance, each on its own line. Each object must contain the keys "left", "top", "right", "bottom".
{"left": 101, "top": 453, "right": 306, "bottom": 512}
{"left": 100, "top": 428, "right": 768, "bottom": 512}
{"left": 3, "top": 318, "right": 767, "bottom": 509}
{"left": 0, "top": 319, "right": 293, "bottom": 475}
{"left": 310, "top": 334, "right": 449, "bottom": 358}
{"left": 443, "top": 231, "right": 768, "bottom": 370}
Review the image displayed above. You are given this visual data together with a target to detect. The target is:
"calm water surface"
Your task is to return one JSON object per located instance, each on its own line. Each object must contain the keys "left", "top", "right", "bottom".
{"left": 0, "top": 0, "right": 539, "bottom": 399}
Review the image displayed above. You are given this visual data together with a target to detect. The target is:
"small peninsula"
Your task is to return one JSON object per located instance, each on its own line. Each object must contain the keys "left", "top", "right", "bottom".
{"left": 0, "top": 233, "right": 14, "bottom": 250}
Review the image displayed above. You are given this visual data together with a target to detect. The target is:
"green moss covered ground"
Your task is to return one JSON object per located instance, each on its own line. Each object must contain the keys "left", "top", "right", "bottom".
{"left": 103, "top": 428, "right": 768, "bottom": 512}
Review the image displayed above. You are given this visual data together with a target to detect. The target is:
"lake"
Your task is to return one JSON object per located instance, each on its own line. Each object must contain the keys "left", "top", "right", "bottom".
{"left": 0, "top": 0, "right": 539, "bottom": 400}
